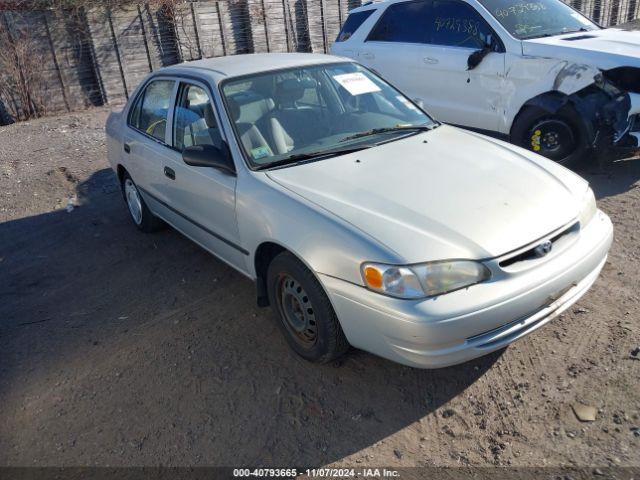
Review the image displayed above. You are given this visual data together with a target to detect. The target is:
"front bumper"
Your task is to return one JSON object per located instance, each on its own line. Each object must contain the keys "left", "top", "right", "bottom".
{"left": 320, "top": 210, "right": 613, "bottom": 368}
{"left": 613, "top": 92, "right": 640, "bottom": 148}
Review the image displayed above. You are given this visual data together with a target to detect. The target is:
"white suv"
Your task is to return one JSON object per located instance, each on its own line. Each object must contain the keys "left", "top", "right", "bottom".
{"left": 331, "top": 0, "right": 640, "bottom": 165}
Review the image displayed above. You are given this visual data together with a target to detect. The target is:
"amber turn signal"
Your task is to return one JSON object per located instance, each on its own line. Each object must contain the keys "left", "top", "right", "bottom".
{"left": 363, "top": 265, "right": 383, "bottom": 289}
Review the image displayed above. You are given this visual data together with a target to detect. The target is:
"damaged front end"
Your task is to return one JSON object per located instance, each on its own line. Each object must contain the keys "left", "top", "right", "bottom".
{"left": 528, "top": 65, "right": 640, "bottom": 153}
{"left": 573, "top": 68, "right": 640, "bottom": 151}
{"left": 601, "top": 67, "right": 640, "bottom": 148}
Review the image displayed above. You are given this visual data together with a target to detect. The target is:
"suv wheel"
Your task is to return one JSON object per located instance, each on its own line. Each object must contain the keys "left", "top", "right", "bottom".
{"left": 511, "top": 107, "right": 587, "bottom": 167}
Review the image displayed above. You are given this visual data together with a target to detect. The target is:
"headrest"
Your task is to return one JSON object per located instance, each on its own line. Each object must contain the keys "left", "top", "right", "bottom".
{"left": 227, "top": 98, "right": 240, "bottom": 121}
{"left": 203, "top": 104, "right": 216, "bottom": 128}
{"left": 275, "top": 79, "right": 305, "bottom": 105}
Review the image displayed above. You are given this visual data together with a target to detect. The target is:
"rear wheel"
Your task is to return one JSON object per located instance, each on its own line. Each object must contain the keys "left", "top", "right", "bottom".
{"left": 267, "top": 252, "right": 349, "bottom": 363}
{"left": 511, "top": 107, "right": 587, "bottom": 167}
{"left": 120, "top": 171, "right": 163, "bottom": 233}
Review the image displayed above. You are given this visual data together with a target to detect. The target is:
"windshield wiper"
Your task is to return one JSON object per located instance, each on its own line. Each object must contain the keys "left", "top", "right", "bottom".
{"left": 338, "top": 124, "right": 437, "bottom": 143}
{"left": 254, "top": 144, "right": 374, "bottom": 171}
{"left": 520, "top": 32, "right": 556, "bottom": 39}
{"left": 521, "top": 27, "right": 591, "bottom": 40}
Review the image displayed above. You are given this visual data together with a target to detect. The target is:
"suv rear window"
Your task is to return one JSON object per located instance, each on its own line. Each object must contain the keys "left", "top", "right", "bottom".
{"left": 336, "top": 9, "right": 375, "bottom": 41}
{"left": 366, "top": 0, "right": 431, "bottom": 43}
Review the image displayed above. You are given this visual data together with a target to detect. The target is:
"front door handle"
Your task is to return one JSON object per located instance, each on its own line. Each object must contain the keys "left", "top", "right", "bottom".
{"left": 124, "top": 143, "right": 131, "bottom": 153}
{"left": 360, "top": 52, "right": 375, "bottom": 60}
{"left": 423, "top": 57, "right": 439, "bottom": 64}
{"left": 164, "top": 166, "right": 175, "bottom": 180}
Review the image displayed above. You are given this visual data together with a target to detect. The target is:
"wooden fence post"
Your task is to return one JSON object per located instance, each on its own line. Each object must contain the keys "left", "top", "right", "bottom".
{"left": 106, "top": 9, "right": 129, "bottom": 99}
{"left": 190, "top": 2, "right": 204, "bottom": 58}
{"left": 216, "top": 0, "right": 227, "bottom": 55}
{"left": 260, "top": 0, "right": 271, "bottom": 51}
{"left": 137, "top": 4, "right": 154, "bottom": 72}
{"left": 319, "top": 0, "right": 327, "bottom": 52}
{"left": 42, "top": 10, "right": 70, "bottom": 112}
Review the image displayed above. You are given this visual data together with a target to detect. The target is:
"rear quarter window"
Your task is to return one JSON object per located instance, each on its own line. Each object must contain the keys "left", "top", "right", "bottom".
{"left": 366, "top": 1, "right": 431, "bottom": 43}
{"left": 336, "top": 9, "right": 375, "bottom": 41}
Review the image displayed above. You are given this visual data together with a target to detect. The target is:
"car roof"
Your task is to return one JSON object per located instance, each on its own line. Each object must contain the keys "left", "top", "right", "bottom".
{"left": 159, "top": 53, "right": 351, "bottom": 83}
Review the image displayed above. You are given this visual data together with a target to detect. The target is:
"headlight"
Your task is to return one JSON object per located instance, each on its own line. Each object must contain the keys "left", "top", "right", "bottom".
{"left": 362, "top": 260, "right": 491, "bottom": 299}
{"left": 578, "top": 188, "right": 597, "bottom": 227}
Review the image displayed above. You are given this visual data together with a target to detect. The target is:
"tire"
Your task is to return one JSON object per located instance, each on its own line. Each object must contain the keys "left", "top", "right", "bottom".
{"left": 511, "top": 106, "right": 588, "bottom": 168}
{"left": 267, "top": 251, "right": 349, "bottom": 363}
{"left": 120, "top": 171, "right": 163, "bottom": 233}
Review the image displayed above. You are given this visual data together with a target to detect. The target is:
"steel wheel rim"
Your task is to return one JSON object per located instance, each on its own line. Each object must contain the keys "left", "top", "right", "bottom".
{"left": 277, "top": 274, "right": 317, "bottom": 347}
{"left": 528, "top": 119, "right": 576, "bottom": 160}
{"left": 124, "top": 178, "right": 143, "bottom": 225}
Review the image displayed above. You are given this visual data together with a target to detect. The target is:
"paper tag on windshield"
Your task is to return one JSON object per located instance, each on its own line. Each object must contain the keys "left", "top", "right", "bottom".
{"left": 332, "top": 72, "right": 381, "bottom": 96}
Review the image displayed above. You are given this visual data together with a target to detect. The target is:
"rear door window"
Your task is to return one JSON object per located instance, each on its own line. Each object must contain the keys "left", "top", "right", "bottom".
{"left": 129, "top": 80, "right": 174, "bottom": 142}
{"left": 430, "top": 0, "right": 496, "bottom": 48}
{"left": 366, "top": 0, "right": 431, "bottom": 43}
{"left": 336, "top": 10, "right": 375, "bottom": 41}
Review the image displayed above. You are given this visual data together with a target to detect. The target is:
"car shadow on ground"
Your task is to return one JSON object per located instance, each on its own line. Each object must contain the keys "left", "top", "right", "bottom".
{"left": 578, "top": 154, "right": 640, "bottom": 200}
{"left": 0, "top": 168, "right": 502, "bottom": 466}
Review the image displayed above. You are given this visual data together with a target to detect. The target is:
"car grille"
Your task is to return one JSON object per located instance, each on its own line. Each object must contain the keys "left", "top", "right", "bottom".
{"left": 499, "top": 221, "right": 579, "bottom": 269}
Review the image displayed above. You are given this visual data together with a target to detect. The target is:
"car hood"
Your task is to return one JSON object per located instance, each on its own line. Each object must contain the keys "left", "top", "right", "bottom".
{"left": 523, "top": 28, "right": 640, "bottom": 70}
{"left": 266, "top": 126, "right": 584, "bottom": 263}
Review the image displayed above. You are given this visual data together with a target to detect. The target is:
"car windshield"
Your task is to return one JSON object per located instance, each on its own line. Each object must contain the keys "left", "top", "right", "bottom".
{"left": 478, "top": 0, "right": 599, "bottom": 39}
{"left": 221, "top": 62, "right": 435, "bottom": 169}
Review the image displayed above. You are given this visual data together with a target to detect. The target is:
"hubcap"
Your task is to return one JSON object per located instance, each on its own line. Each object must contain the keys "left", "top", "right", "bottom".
{"left": 124, "top": 178, "right": 143, "bottom": 225}
{"left": 277, "top": 274, "right": 317, "bottom": 347}
{"left": 528, "top": 119, "right": 576, "bottom": 161}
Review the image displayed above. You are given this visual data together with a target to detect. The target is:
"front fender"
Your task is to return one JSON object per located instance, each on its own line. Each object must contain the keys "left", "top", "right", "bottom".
{"left": 236, "top": 172, "right": 401, "bottom": 286}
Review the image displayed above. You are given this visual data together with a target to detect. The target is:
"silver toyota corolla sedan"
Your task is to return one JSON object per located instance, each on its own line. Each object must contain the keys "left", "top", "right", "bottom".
{"left": 106, "top": 53, "right": 613, "bottom": 368}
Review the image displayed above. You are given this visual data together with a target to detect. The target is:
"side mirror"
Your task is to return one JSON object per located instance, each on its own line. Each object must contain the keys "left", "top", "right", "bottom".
{"left": 467, "top": 46, "right": 491, "bottom": 71}
{"left": 485, "top": 34, "right": 494, "bottom": 49}
{"left": 467, "top": 33, "right": 497, "bottom": 71}
{"left": 182, "top": 143, "right": 235, "bottom": 174}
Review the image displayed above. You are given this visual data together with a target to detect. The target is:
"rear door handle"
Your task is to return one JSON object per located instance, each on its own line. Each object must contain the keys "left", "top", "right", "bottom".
{"left": 423, "top": 57, "right": 439, "bottom": 64}
{"left": 360, "top": 52, "right": 375, "bottom": 60}
{"left": 124, "top": 143, "right": 131, "bottom": 153}
{"left": 164, "top": 166, "right": 175, "bottom": 180}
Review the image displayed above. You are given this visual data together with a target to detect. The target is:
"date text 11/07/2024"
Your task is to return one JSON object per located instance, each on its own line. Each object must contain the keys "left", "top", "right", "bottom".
{"left": 232, "top": 468, "right": 401, "bottom": 477}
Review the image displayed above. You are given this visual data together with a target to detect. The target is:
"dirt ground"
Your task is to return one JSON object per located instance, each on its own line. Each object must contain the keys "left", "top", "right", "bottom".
{"left": 0, "top": 107, "right": 639, "bottom": 470}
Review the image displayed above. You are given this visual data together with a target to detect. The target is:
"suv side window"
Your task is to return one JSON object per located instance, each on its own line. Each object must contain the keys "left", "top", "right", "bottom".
{"left": 173, "top": 83, "right": 223, "bottom": 151}
{"left": 336, "top": 10, "right": 374, "bottom": 42}
{"left": 367, "top": 0, "right": 431, "bottom": 44}
{"left": 129, "top": 79, "right": 174, "bottom": 142}
{"left": 431, "top": 0, "right": 497, "bottom": 49}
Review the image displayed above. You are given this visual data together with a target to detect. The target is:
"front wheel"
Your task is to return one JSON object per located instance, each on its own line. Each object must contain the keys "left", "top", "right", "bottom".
{"left": 267, "top": 252, "right": 349, "bottom": 363}
{"left": 511, "top": 107, "right": 587, "bottom": 167}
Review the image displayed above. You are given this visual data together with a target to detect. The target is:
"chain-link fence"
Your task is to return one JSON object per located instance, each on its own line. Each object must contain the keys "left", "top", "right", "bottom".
{"left": 0, "top": 0, "right": 638, "bottom": 124}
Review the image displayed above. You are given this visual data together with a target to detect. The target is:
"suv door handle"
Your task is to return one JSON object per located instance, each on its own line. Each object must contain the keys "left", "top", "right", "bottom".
{"left": 164, "top": 166, "right": 175, "bottom": 180}
{"left": 124, "top": 143, "right": 131, "bottom": 153}
{"left": 360, "top": 52, "right": 375, "bottom": 60}
{"left": 423, "top": 57, "right": 439, "bottom": 64}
